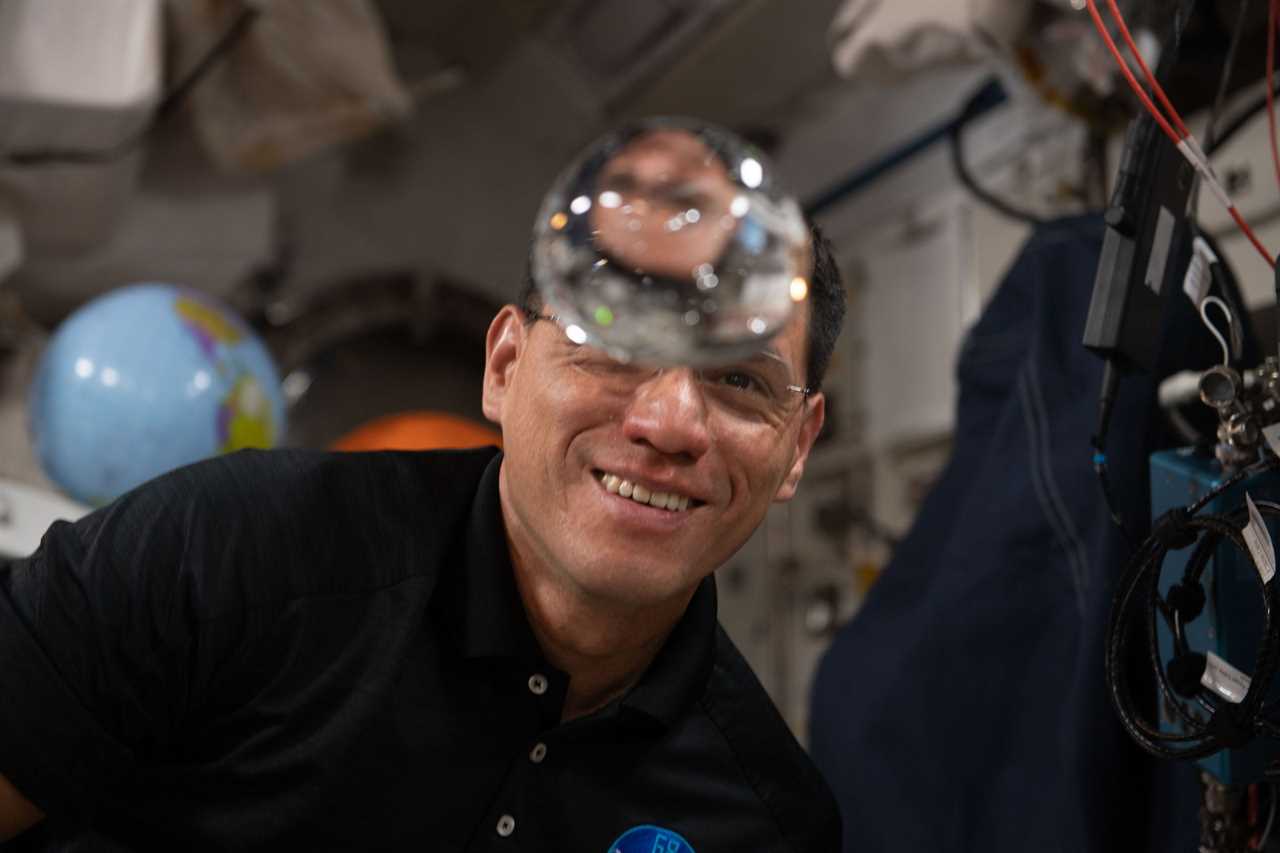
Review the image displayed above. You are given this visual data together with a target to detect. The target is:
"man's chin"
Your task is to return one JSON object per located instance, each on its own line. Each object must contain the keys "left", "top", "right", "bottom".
{"left": 569, "top": 559, "right": 704, "bottom": 610}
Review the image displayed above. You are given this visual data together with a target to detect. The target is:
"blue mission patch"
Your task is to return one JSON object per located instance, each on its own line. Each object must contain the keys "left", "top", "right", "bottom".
{"left": 607, "top": 824, "right": 696, "bottom": 853}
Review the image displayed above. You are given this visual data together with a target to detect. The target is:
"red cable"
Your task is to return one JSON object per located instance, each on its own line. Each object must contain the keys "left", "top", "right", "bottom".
{"left": 1085, "top": 0, "right": 1276, "bottom": 268}
{"left": 1104, "top": 0, "right": 1192, "bottom": 138}
{"left": 1084, "top": 0, "right": 1181, "bottom": 144}
{"left": 1268, "top": 0, "right": 1280, "bottom": 193}
{"left": 1228, "top": 204, "right": 1274, "bottom": 266}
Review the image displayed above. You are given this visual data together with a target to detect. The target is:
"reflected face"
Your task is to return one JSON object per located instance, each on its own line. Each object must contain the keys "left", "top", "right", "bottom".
{"left": 482, "top": 302, "right": 824, "bottom": 609}
{"left": 588, "top": 129, "right": 740, "bottom": 282}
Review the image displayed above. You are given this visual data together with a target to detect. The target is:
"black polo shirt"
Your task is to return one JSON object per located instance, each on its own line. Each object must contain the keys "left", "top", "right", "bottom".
{"left": 0, "top": 447, "right": 839, "bottom": 852}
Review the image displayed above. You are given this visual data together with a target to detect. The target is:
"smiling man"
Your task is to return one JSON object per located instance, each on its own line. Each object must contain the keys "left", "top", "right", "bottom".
{"left": 0, "top": 227, "right": 845, "bottom": 852}
{"left": 493, "top": 287, "right": 828, "bottom": 722}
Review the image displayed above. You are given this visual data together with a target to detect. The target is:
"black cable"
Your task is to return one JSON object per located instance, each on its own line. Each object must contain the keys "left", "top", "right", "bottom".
{"left": 1106, "top": 456, "right": 1280, "bottom": 761}
{"left": 1207, "top": 77, "right": 1280, "bottom": 159}
{"left": 1274, "top": 252, "right": 1280, "bottom": 364}
{"left": 2, "top": 5, "right": 261, "bottom": 166}
{"left": 1204, "top": 0, "right": 1251, "bottom": 154}
{"left": 1093, "top": 358, "right": 1135, "bottom": 545}
{"left": 947, "top": 85, "right": 1047, "bottom": 227}
{"left": 1191, "top": 0, "right": 1252, "bottom": 213}
{"left": 1150, "top": 510, "right": 1272, "bottom": 733}
{"left": 1115, "top": 513, "right": 1268, "bottom": 757}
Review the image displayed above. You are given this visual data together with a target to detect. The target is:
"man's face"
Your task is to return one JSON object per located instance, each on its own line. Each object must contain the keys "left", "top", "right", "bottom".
{"left": 482, "top": 303, "right": 825, "bottom": 609}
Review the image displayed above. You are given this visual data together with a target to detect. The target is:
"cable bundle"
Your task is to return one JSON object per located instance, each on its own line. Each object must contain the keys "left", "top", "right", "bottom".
{"left": 1083, "top": 0, "right": 1276, "bottom": 268}
{"left": 1106, "top": 456, "right": 1280, "bottom": 761}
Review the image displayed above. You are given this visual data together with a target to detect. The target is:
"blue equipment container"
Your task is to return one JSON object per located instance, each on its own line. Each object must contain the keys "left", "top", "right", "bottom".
{"left": 1151, "top": 448, "right": 1280, "bottom": 784}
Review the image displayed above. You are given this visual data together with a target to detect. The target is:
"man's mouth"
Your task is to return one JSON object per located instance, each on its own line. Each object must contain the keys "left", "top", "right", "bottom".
{"left": 593, "top": 470, "right": 700, "bottom": 513}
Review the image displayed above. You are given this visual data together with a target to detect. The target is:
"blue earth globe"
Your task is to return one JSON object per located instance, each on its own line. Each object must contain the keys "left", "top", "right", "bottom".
{"left": 28, "top": 283, "right": 287, "bottom": 506}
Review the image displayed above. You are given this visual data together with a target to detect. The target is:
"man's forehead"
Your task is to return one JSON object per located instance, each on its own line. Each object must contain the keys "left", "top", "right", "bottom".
{"left": 771, "top": 300, "right": 811, "bottom": 374}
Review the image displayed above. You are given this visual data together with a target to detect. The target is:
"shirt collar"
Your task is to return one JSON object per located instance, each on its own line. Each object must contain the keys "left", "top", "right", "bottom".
{"left": 450, "top": 450, "right": 543, "bottom": 664}
{"left": 618, "top": 574, "right": 718, "bottom": 727}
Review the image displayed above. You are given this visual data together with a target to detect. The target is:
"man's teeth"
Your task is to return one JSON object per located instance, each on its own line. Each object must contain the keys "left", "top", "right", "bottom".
{"left": 600, "top": 473, "right": 691, "bottom": 512}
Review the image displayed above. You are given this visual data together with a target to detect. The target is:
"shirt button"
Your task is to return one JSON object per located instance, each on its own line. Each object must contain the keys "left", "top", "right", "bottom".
{"left": 497, "top": 814, "right": 516, "bottom": 837}
{"left": 528, "top": 673, "right": 548, "bottom": 695}
{"left": 530, "top": 742, "right": 548, "bottom": 763}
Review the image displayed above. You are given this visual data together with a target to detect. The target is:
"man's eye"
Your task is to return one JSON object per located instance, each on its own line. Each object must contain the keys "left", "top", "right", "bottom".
{"left": 657, "top": 184, "right": 710, "bottom": 211}
{"left": 600, "top": 172, "right": 638, "bottom": 194}
{"left": 716, "top": 371, "right": 764, "bottom": 393}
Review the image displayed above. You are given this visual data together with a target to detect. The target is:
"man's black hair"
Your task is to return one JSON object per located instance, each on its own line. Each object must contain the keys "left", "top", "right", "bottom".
{"left": 802, "top": 224, "right": 846, "bottom": 392}
{"left": 519, "top": 223, "right": 846, "bottom": 390}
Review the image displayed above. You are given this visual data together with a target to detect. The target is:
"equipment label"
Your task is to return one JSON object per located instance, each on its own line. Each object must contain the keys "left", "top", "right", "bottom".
{"left": 1244, "top": 493, "right": 1276, "bottom": 584}
{"left": 1184, "top": 259, "right": 1209, "bottom": 306}
{"left": 1201, "top": 651, "right": 1251, "bottom": 704}
{"left": 1144, "top": 206, "right": 1175, "bottom": 294}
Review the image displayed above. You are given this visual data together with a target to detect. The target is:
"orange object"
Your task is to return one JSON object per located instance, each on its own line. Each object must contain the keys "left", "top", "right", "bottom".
{"left": 331, "top": 411, "right": 501, "bottom": 452}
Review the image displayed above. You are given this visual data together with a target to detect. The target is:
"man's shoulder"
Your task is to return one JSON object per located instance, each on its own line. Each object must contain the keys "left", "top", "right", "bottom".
{"left": 54, "top": 446, "right": 502, "bottom": 609}
{"left": 698, "top": 624, "right": 842, "bottom": 850}
{"left": 124, "top": 445, "right": 500, "bottom": 520}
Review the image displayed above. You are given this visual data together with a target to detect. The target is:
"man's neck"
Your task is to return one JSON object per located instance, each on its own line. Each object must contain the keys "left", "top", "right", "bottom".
{"left": 508, "top": 549, "right": 694, "bottom": 722}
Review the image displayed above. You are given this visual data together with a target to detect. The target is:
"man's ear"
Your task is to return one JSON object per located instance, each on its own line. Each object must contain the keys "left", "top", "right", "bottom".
{"left": 482, "top": 305, "right": 528, "bottom": 426}
{"left": 774, "top": 392, "right": 825, "bottom": 503}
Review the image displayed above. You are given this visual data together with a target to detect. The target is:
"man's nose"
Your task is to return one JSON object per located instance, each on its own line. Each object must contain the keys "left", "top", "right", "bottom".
{"left": 621, "top": 368, "right": 712, "bottom": 461}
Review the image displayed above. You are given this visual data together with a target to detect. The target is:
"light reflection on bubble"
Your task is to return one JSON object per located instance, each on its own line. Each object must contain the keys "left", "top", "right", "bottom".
{"left": 530, "top": 117, "right": 810, "bottom": 367}
{"left": 790, "top": 277, "right": 809, "bottom": 302}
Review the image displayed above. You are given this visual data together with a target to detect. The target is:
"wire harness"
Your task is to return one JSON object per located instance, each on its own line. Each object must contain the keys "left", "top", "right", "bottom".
{"left": 1106, "top": 456, "right": 1280, "bottom": 761}
{"left": 1083, "top": 0, "right": 1276, "bottom": 268}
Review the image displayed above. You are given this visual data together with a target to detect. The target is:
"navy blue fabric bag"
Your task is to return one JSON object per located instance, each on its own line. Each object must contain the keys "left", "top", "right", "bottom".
{"left": 809, "top": 215, "right": 1246, "bottom": 851}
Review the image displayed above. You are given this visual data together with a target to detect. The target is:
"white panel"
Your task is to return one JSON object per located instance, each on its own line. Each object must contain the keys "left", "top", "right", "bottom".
{"left": 1196, "top": 83, "right": 1279, "bottom": 235}
{"left": 0, "top": 0, "right": 162, "bottom": 150}
{"left": 1194, "top": 80, "right": 1280, "bottom": 306}
{"left": 860, "top": 197, "right": 972, "bottom": 448}
{"left": 967, "top": 200, "right": 1031, "bottom": 306}
{"left": 0, "top": 333, "right": 50, "bottom": 489}
{"left": 1208, "top": 218, "right": 1280, "bottom": 311}
{"left": 829, "top": 0, "right": 1029, "bottom": 78}
{"left": 0, "top": 0, "right": 162, "bottom": 254}
{"left": 0, "top": 478, "right": 87, "bottom": 559}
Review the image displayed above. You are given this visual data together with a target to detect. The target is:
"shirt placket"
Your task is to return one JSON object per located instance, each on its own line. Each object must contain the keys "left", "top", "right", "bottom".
{"left": 468, "top": 663, "right": 569, "bottom": 850}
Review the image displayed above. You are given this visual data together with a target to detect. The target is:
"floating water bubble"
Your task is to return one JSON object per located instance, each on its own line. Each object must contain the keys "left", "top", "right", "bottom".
{"left": 530, "top": 117, "right": 811, "bottom": 366}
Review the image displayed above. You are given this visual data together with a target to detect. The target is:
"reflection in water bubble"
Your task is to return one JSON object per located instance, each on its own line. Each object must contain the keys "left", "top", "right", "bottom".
{"left": 530, "top": 118, "right": 811, "bottom": 366}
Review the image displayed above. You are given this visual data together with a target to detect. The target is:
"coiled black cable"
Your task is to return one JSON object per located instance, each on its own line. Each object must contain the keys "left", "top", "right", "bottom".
{"left": 1107, "top": 455, "right": 1280, "bottom": 761}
